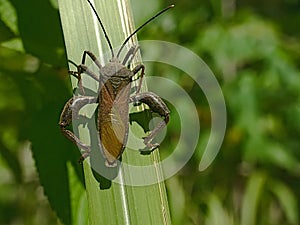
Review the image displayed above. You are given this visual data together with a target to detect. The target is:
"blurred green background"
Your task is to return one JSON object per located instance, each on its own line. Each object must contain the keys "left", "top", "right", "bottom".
{"left": 0, "top": 0, "right": 300, "bottom": 224}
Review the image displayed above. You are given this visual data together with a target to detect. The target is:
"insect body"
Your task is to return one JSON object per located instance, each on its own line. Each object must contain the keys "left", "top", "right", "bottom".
{"left": 59, "top": 0, "right": 173, "bottom": 167}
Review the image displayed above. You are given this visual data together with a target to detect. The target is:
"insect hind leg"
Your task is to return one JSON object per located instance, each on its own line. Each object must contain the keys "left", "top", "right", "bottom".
{"left": 130, "top": 92, "right": 170, "bottom": 152}
{"left": 59, "top": 96, "right": 97, "bottom": 162}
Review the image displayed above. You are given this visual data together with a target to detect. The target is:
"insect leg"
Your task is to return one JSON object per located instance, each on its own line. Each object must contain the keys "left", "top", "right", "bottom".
{"left": 130, "top": 92, "right": 170, "bottom": 152}
{"left": 81, "top": 50, "right": 102, "bottom": 69}
{"left": 68, "top": 61, "right": 100, "bottom": 96}
{"left": 121, "top": 45, "right": 145, "bottom": 93}
{"left": 131, "top": 64, "right": 145, "bottom": 94}
{"left": 68, "top": 51, "right": 102, "bottom": 94}
{"left": 67, "top": 60, "right": 85, "bottom": 95}
{"left": 59, "top": 96, "right": 97, "bottom": 161}
{"left": 77, "top": 64, "right": 100, "bottom": 82}
{"left": 68, "top": 60, "right": 100, "bottom": 82}
{"left": 122, "top": 46, "right": 135, "bottom": 65}
{"left": 122, "top": 45, "right": 140, "bottom": 66}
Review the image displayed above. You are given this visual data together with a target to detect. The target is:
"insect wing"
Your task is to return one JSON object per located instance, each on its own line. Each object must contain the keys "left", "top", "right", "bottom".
{"left": 98, "top": 81, "right": 131, "bottom": 165}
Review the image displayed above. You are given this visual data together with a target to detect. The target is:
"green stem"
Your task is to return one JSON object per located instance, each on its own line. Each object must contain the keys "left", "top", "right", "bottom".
{"left": 58, "top": 0, "right": 171, "bottom": 224}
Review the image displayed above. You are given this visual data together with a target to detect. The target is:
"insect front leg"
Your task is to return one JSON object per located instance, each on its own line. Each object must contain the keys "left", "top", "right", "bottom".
{"left": 69, "top": 61, "right": 100, "bottom": 88}
{"left": 80, "top": 50, "right": 102, "bottom": 69}
{"left": 131, "top": 64, "right": 145, "bottom": 94}
{"left": 122, "top": 45, "right": 145, "bottom": 94}
{"left": 68, "top": 51, "right": 102, "bottom": 95}
{"left": 122, "top": 45, "right": 140, "bottom": 66}
{"left": 130, "top": 92, "right": 170, "bottom": 152}
{"left": 59, "top": 96, "right": 97, "bottom": 161}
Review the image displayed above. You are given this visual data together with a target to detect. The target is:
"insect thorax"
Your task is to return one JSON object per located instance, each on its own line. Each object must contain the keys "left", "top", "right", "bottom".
{"left": 102, "top": 61, "right": 132, "bottom": 83}
{"left": 98, "top": 61, "right": 132, "bottom": 97}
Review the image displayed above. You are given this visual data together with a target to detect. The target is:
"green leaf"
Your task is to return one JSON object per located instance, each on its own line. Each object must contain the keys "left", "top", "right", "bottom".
{"left": 0, "top": 37, "right": 81, "bottom": 225}
{"left": 58, "top": 0, "right": 172, "bottom": 224}
{"left": 269, "top": 180, "right": 299, "bottom": 225}
{"left": 241, "top": 172, "right": 266, "bottom": 225}
{"left": 205, "top": 194, "right": 234, "bottom": 225}
{"left": 7, "top": 0, "right": 66, "bottom": 65}
{"left": 68, "top": 162, "right": 88, "bottom": 225}
{"left": 0, "top": 0, "right": 18, "bottom": 35}
{"left": 23, "top": 65, "right": 85, "bottom": 225}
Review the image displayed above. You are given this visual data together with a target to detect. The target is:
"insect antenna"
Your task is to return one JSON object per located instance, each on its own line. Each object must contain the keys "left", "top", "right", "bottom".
{"left": 86, "top": 0, "right": 114, "bottom": 58}
{"left": 116, "top": 4, "right": 174, "bottom": 59}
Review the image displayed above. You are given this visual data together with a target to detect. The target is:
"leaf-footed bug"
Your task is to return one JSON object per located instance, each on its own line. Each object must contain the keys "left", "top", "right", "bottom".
{"left": 59, "top": 0, "right": 173, "bottom": 167}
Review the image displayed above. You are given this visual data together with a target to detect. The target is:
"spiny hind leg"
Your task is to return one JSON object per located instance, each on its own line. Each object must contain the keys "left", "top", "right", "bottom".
{"left": 130, "top": 92, "right": 170, "bottom": 152}
{"left": 59, "top": 96, "right": 97, "bottom": 162}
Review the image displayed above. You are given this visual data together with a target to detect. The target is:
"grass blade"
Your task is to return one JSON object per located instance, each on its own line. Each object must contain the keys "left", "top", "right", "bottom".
{"left": 58, "top": 0, "right": 171, "bottom": 224}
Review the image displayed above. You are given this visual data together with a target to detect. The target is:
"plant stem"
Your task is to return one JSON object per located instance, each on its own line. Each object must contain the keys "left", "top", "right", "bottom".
{"left": 58, "top": 0, "right": 171, "bottom": 224}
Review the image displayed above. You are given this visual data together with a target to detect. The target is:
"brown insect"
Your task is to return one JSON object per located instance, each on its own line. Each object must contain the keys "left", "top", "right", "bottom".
{"left": 59, "top": 0, "right": 173, "bottom": 167}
